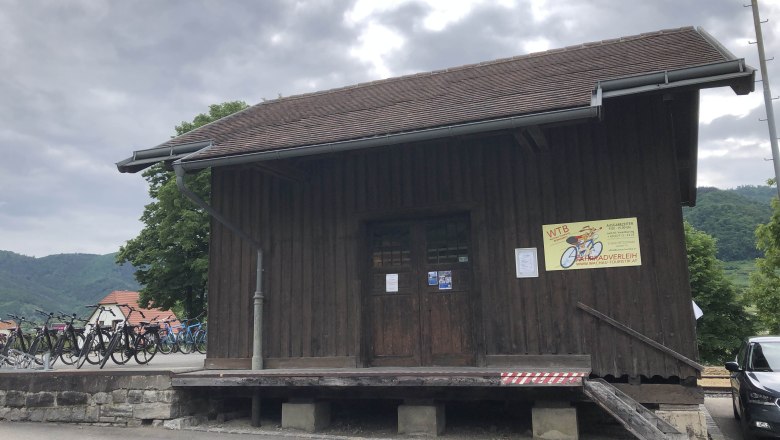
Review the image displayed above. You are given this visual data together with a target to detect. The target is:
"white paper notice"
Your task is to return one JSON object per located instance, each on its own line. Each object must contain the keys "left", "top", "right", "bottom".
{"left": 386, "top": 273, "right": 399, "bottom": 292}
{"left": 515, "top": 248, "right": 539, "bottom": 278}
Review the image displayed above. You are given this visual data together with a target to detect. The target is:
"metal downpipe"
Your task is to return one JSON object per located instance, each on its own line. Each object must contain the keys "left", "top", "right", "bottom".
{"left": 173, "top": 165, "right": 265, "bottom": 371}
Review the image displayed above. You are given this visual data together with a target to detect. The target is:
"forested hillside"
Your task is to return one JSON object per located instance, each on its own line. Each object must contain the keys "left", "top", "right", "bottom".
{"left": 0, "top": 250, "right": 139, "bottom": 317}
{"left": 683, "top": 185, "right": 774, "bottom": 261}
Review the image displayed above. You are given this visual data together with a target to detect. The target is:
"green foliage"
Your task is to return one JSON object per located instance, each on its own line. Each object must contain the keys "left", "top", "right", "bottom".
{"left": 746, "top": 197, "right": 780, "bottom": 333}
{"left": 0, "top": 251, "right": 139, "bottom": 317}
{"left": 117, "top": 101, "right": 249, "bottom": 317}
{"left": 722, "top": 260, "right": 757, "bottom": 290}
{"left": 685, "top": 222, "right": 756, "bottom": 364}
{"left": 683, "top": 186, "right": 773, "bottom": 261}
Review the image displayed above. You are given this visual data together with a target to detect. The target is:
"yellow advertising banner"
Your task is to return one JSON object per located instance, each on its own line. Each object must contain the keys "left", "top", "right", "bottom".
{"left": 542, "top": 217, "right": 641, "bottom": 271}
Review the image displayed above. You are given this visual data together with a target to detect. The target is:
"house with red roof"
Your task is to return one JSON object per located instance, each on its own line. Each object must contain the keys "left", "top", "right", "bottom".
{"left": 86, "top": 290, "right": 178, "bottom": 331}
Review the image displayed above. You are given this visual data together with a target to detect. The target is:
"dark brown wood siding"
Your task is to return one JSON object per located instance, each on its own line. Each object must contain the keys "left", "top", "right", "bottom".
{"left": 207, "top": 93, "right": 698, "bottom": 379}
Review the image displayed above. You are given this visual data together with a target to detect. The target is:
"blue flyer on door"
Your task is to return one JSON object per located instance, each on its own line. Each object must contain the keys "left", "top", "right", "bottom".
{"left": 428, "top": 271, "right": 438, "bottom": 286}
{"left": 438, "top": 271, "right": 452, "bottom": 290}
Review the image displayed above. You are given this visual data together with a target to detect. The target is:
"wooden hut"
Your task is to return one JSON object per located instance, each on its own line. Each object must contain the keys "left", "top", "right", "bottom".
{"left": 119, "top": 27, "right": 754, "bottom": 436}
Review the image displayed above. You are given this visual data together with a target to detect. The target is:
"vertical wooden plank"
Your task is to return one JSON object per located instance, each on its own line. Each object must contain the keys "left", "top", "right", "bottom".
{"left": 311, "top": 164, "right": 324, "bottom": 356}
{"left": 334, "top": 158, "right": 348, "bottom": 356}
{"left": 301, "top": 163, "right": 313, "bottom": 358}
{"left": 498, "top": 139, "right": 521, "bottom": 353}
{"left": 323, "top": 159, "right": 336, "bottom": 356}
{"left": 226, "top": 168, "right": 241, "bottom": 359}
{"left": 270, "top": 176, "right": 283, "bottom": 358}
{"left": 290, "top": 177, "right": 304, "bottom": 358}
{"left": 208, "top": 170, "right": 223, "bottom": 358}
{"left": 515, "top": 139, "right": 538, "bottom": 355}
{"left": 468, "top": 141, "right": 489, "bottom": 359}
{"left": 238, "top": 169, "right": 250, "bottom": 359}
{"left": 537, "top": 132, "right": 560, "bottom": 355}
{"left": 438, "top": 141, "right": 453, "bottom": 203}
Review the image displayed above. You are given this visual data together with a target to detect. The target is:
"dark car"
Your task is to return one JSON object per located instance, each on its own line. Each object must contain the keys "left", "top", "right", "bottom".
{"left": 727, "top": 336, "right": 780, "bottom": 439}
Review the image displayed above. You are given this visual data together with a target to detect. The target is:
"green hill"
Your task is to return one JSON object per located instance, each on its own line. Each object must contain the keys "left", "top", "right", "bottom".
{"left": 683, "top": 186, "right": 774, "bottom": 261}
{"left": 0, "top": 250, "right": 139, "bottom": 319}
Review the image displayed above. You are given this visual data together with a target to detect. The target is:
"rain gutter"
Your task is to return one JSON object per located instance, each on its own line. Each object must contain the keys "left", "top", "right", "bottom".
{"left": 176, "top": 105, "right": 600, "bottom": 171}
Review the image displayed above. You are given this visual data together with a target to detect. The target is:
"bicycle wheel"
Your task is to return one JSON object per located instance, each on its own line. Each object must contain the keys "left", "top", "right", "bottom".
{"left": 86, "top": 329, "right": 111, "bottom": 365}
{"left": 49, "top": 336, "right": 65, "bottom": 367}
{"left": 177, "top": 333, "right": 194, "bottom": 354}
{"left": 110, "top": 332, "right": 133, "bottom": 365}
{"left": 590, "top": 241, "right": 604, "bottom": 258}
{"left": 134, "top": 333, "right": 157, "bottom": 364}
{"left": 560, "top": 246, "right": 578, "bottom": 269}
{"left": 157, "top": 330, "right": 174, "bottom": 355}
{"left": 195, "top": 329, "right": 207, "bottom": 354}
{"left": 59, "top": 333, "right": 84, "bottom": 366}
{"left": 75, "top": 333, "right": 94, "bottom": 369}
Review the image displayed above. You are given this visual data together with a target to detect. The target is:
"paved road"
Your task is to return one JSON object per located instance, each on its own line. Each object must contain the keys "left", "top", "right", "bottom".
{"left": 0, "top": 421, "right": 294, "bottom": 440}
{"left": 706, "top": 394, "right": 743, "bottom": 439}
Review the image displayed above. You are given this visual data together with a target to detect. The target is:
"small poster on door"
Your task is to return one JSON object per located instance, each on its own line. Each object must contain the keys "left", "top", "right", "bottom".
{"left": 386, "top": 273, "right": 399, "bottom": 293}
{"left": 427, "top": 271, "right": 438, "bottom": 286}
{"left": 438, "top": 271, "right": 452, "bottom": 290}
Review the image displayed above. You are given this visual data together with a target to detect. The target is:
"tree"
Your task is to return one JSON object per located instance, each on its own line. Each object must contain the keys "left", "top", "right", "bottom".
{"left": 117, "top": 101, "right": 249, "bottom": 317}
{"left": 746, "top": 197, "right": 780, "bottom": 333}
{"left": 685, "top": 222, "right": 756, "bottom": 363}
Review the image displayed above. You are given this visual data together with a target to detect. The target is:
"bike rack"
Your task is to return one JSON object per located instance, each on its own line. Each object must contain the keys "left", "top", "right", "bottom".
{"left": 0, "top": 350, "right": 53, "bottom": 371}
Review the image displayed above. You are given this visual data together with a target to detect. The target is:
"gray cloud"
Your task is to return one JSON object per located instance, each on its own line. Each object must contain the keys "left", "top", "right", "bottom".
{"left": 0, "top": 0, "right": 775, "bottom": 256}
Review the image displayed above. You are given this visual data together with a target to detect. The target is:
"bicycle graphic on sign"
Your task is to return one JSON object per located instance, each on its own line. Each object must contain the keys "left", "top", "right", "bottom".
{"left": 559, "top": 226, "right": 603, "bottom": 269}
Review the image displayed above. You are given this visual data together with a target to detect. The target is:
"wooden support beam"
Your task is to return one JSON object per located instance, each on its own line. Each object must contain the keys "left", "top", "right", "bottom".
{"left": 526, "top": 126, "right": 548, "bottom": 151}
{"left": 511, "top": 129, "right": 538, "bottom": 155}
{"left": 576, "top": 302, "right": 704, "bottom": 372}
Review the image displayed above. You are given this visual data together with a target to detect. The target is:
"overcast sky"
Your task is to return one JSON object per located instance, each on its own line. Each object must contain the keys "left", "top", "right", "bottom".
{"left": 1, "top": 0, "right": 778, "bottom": 257}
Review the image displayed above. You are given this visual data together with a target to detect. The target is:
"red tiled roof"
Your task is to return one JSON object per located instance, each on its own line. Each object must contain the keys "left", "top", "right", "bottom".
{"left": 98, "top": 290, "right": 178, "bottom": 327}
{"left": 0, "top": 320, "right": 16, "bottom": 331}
{"left": 151, "top": 27, "right": 735, "bottom": 164}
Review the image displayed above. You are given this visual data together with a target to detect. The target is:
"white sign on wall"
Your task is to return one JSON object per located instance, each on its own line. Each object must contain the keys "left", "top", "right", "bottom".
{"left": 515, "top": 248, "right": 539, "bottom": 278}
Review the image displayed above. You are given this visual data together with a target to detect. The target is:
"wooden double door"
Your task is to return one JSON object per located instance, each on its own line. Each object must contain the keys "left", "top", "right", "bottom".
{"left": 366, "top": 215, "right": 475, "bottom": 366}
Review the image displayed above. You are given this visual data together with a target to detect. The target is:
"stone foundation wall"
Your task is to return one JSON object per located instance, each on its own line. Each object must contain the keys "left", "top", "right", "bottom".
{"left": 0, "top": 373, "right": 206, "bottom": 426}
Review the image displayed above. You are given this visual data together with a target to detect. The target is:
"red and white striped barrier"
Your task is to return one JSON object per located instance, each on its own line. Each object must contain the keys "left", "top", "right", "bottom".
{"left": 500, "top": 372, "right": 587, "bottom": 386}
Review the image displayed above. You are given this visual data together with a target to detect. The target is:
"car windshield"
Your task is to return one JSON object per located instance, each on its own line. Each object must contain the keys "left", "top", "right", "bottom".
{"left": 750, "top": 342, "right": 780, "bottom": 372}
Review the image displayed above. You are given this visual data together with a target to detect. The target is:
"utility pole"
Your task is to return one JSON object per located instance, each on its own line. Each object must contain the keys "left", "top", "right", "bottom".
{"left": 750, "top": 0, "right": 780, "bottom": 197}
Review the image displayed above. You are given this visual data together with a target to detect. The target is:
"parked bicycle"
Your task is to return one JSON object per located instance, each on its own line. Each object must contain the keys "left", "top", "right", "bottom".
{"left": 175, "top": 314, "right": 204, "bottom": 354}
{"left": 27, "top": 310, "right": 60, "bottom": 366}
{"left": 50, "top": 313, "right": 87, "bottom": 366}
{"left": 76, "top": 305, "right": 116, "bottom": 369}
{"left": 101, "top": 304, "right": 155, "bottom": 368}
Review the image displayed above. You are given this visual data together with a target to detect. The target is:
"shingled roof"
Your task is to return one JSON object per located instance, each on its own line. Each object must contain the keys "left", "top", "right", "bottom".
{"left": 99, "top": 290, "right": 179, "bottom": 328}
{"left": 118, "top": 27, "right": 753, "bottom": 173}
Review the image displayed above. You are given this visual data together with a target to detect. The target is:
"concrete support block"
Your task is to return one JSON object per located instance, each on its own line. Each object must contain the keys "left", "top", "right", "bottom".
{"left": 397, "top": 403, "right": 445, "bottom": 436}
{"left": 532, "top": 404, "right": 578, "bottom": 440}
{"left": 282, "top": 401, "right": 331, "bottom": 432}
{"left": 655, "top": 404, "right": 707, "bottom": 440}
